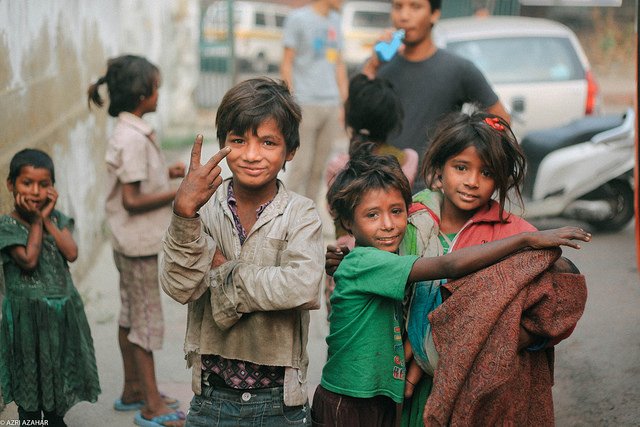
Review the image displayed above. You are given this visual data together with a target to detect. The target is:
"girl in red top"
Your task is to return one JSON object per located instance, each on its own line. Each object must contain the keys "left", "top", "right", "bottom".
{"left": 327, "top": 111, "right": 583, "bottom": 426}
{"left": 401, "top": 111, "right": 577, "bottom": 426}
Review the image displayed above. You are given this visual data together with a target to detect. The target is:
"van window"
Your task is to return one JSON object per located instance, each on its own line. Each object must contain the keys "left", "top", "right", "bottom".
{"left": 255, "top": 12, "right": 266, "bottom": 27}
{"left": 204, "top": 6, "right": 242, "bottom": 28}
{"left": 447, "top": 37, "right": 585, "bottom": 84}
{"left": 352, "top": 11, "right": 390, "bottom": 29}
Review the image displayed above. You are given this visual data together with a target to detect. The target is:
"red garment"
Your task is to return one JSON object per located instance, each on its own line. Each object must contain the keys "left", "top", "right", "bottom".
{"left": 447, "top": 201, "right": 574, "bottom": 345}
{"left": 409, "top": 200, "right": 574, "bottom": 346}
{"left": 449, "top": 200, "right": 537, "bottom": 251}
{"left": 424, "top": 249, "right": 587, "bottom": 426}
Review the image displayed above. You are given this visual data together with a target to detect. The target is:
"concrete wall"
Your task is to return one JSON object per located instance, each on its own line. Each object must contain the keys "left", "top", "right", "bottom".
{"left": 0, "top": 0, "right": 200, "bottom": 281}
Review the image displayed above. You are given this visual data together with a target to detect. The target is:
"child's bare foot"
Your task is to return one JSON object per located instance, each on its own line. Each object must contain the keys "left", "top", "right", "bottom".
{"left": 120, "top": 390, "right": 178, "bottom": 407}
{"left": 116, "top": 387, "right": 179, "bottom": 412}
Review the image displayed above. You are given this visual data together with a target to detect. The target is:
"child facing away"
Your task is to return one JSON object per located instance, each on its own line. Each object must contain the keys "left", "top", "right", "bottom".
{"left": 0, "top": 149, "right": 100, "bottom": 427}
{"left": 313, "top": 147, "right": 590, "bottom": 427}
{"left": 325, "top": 73, "right": 418, "bottom": 190}
{"left": 323, "top": 73, "right": 417, "bottom": 315}
{"left": 87, "top": 55, "right": 186, "bottom": 427}
{"left": 160, "top": 77, "right": 325, "bottom": 426}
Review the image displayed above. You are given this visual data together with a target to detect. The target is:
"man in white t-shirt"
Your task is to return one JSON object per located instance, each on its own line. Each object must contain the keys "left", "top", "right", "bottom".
{"left": 281, "top": 0, "right": 349, "bottom": 206}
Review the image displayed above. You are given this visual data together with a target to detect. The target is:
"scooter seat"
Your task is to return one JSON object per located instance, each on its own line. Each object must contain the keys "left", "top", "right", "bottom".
{"left": 521, "top": 114, "right": 624, "bottom": 198}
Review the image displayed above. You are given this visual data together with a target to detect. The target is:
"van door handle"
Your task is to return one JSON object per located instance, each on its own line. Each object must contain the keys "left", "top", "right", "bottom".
{"left": 511, "top": 97, "right": 525, "bottom": 113}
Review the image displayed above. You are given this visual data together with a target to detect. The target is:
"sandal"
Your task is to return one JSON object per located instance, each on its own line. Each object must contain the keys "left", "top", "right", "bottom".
{"left": 134, "top": 410, "right": 186, "bottom": 427}
{"left": 114, "top": 393, "right": 180, "bottom": 411}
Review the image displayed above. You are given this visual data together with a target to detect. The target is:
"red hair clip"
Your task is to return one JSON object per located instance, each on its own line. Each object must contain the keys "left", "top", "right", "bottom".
{"left": 484, "top": 117, "right": 505, "bottom": 131}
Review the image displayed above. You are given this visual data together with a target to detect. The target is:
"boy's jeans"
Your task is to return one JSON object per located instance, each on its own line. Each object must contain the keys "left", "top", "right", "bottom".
{"left": 185, "top": 384, "right": 311, "bottom": 426}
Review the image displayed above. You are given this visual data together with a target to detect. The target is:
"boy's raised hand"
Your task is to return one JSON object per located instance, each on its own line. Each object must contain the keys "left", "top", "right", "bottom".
{"left": 173, "top": 134, "right": 231, "bottom": 218}
{"left": 527, "top": 226, "right": 591, "bottom": 250}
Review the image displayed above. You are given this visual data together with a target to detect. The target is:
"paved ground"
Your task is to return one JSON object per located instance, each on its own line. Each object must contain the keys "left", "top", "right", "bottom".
{"left": 548, "top": 221, "right": 640, "bottom": 426}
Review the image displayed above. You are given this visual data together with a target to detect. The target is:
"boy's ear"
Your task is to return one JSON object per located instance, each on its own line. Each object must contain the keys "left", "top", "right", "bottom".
{"left": 285, "top": 148, "right": 297, "bottom": 162}
{"left": 431, "top": 8, "right": 441, "bottom": 26}
{"left": 6, "top": 178, "right": 13, "bottom": 193}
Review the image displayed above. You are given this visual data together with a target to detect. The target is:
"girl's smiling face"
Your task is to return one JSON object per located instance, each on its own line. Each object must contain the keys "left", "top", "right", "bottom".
{"left": 437, "top": 145, "right": 496, "bottom": 221}
{"left": 7, "top": 166, "right": 53, "bottom": 213}
{"left": 224, "top": 118, "right": 295, "bottom": 194}
{"left": 344, "top": 187, "right": 408, "bottom": 253}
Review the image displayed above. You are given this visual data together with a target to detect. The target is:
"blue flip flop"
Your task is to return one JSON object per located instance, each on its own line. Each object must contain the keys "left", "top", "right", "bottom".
{"left": 114, "top": 398, "right": 145, "bottom": 411}
{"left": 114, "top": 394, "right": 180, "bottom": 411}
{"left": 134, "top": 410, "right": 186, "bottom": 427}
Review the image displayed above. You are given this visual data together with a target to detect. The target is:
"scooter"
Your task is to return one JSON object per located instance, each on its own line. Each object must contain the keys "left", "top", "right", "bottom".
{"left": 519, "top": 108, "right": 635, "bottom": 232}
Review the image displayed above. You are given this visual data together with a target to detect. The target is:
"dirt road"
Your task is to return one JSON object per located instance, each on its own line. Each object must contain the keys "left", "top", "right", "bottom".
{"left": 531, "top": 219, "right": 640, "bottom": 426}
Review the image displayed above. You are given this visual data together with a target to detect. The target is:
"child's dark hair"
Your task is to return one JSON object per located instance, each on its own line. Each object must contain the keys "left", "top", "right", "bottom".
{"left": 327, "top": 144, "right": 411, "bottom": 228}
{"left": 216, "top": 77, "right": 301, "bottom": 155}
{"left": 421, "top": 110, "right": 526, "bottom": 221}
{"left": 8, "top": 149, "right": 55, "bottom": 184}
{"left": 428, "top": 0, "right": 441, "bottom": 11}
{"left": 553, "top": 257, "right": 581, "bottom": 274}
{"left": 87, "top": 55, "right": 159, "bottom": 117}
{"left": 345, "top": 74, "right": 403, "bottom": 156}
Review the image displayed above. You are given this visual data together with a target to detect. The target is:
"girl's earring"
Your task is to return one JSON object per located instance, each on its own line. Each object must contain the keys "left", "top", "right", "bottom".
{"left": 139, "top": 95, "right": 145, "bottom": 101}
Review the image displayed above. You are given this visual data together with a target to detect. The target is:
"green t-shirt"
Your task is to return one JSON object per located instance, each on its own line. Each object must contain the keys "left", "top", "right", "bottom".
{"left": 321, "top": 246, "right": 419, "bottom": 403}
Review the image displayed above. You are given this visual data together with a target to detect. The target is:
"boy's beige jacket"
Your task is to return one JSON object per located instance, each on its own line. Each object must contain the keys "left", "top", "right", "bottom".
{"left": 160, "top": 179, "right": 324, "bottom": 406}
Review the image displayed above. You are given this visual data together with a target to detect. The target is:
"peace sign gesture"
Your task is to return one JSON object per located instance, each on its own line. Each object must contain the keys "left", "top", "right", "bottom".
{"left": 173, "top": 134, "right": 231, "bottom": 218}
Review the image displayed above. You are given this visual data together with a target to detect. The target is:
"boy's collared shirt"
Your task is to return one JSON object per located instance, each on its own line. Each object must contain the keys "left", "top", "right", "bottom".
{"left": 105, "top": 112, "right": 172, "bottom": 256}
{"left": 202, "top": 181, "right": 284, "bottom": 389}
{"left": 161, "top": 179, "right": 324, "bottom": 406}
{"left": 226, "top": 182, "right": 273, "bottom": 246}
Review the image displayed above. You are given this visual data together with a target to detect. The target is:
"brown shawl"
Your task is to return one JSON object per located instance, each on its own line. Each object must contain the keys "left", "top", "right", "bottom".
{"left": 424, "top": 249, "right": 587, "bottom": 426}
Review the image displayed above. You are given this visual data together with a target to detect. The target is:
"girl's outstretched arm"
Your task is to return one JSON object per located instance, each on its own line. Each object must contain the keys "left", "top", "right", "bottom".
{"left": 408, "top": 226, "right": 591, "bottom": 283}
{"left": 121, "top": 181, "right": 177, "bottom": 214}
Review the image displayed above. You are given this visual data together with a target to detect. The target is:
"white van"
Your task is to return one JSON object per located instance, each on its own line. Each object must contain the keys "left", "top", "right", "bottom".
{"left": 341, "top": 1, "right": 392, "bottom": 75}
{"left": 433, "top": 16, "right": 600, "bottom": 137}
{"left": 201, "top": 1, "right": 291, "bottom": 73}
